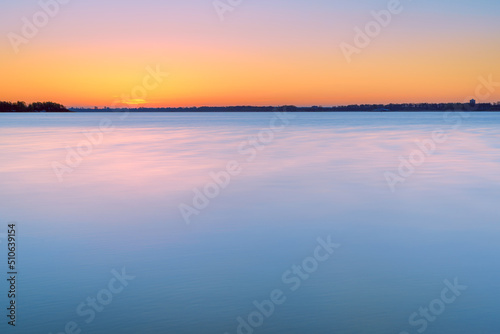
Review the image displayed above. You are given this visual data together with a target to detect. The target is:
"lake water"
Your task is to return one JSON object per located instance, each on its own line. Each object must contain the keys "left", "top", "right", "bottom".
{"left": 0, "top": 112, "right": 499, "bottom": 334}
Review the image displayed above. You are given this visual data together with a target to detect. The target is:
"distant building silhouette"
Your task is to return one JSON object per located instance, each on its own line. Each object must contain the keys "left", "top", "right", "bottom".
{"left": 470, "top": 99, "right": 476, "bottom": 106}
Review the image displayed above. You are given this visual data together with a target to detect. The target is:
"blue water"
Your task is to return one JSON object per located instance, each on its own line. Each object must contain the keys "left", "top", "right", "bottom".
{"left": 0, "top": 112, "right": 499, "bottom": 333}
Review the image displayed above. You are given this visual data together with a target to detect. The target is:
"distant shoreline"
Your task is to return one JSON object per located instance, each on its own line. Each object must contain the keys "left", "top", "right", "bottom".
{"left": 2, "top": 101, "right": 500, "bottom": 113}
{"left": 70, "top": 103, "right": 500, "bottom": 112}
{"left": 69, "top": 104, "right": 499, "bottom": 112}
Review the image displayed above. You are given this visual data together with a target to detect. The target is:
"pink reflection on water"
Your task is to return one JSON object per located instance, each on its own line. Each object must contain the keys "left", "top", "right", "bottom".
{"left": 1, "top": 121, "right": 500, "bottom": 229}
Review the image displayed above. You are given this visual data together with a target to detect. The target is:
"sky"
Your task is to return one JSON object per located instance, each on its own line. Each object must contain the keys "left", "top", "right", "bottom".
{"left": 1, "top": 0, "right": 500, "bottom": 107}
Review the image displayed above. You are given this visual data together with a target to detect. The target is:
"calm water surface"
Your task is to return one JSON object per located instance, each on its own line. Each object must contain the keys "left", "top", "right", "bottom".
{"left": 0, "top": 112, "right": 499, "bottom": 333}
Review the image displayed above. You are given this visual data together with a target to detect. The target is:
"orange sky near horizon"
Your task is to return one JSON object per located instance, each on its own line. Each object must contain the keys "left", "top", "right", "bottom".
{"left": 1, "top": 0, "right": 499, "bottom": 107}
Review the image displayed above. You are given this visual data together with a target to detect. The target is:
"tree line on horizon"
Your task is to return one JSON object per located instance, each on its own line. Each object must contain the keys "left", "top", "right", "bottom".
{"left": 3, "top": 101, "right": 500, "bottom": 113}
{"left": 0, "top": 101, "right": 70, "bottom": 112}
{"left": 76, "top": 103, "right": 500, "bottom": 112}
